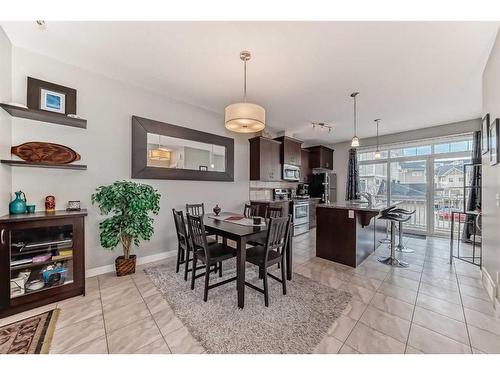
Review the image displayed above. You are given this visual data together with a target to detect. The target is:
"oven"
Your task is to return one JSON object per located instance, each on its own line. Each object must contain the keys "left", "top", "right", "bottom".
{"left": 283, "top": 164, "right": 300, "bottom": 181}
{"left": 293, "top": 200, "right": 309, "bottom": 236}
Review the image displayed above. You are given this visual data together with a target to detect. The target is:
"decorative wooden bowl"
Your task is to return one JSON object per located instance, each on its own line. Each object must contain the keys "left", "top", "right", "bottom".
{"left": 11, "top": 142, "right": 81, "bottom": 164}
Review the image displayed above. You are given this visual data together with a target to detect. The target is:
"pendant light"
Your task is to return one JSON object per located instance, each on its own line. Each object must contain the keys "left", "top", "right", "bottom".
{"left": 225, "top": 51, "right": 266, "bottom": 133}
{"left": 374, "top": 119, "right": 381, "bottom": 159}
{"left": 210, "top": 144, "right": 215, "bottom": 169}
{"left": 350, "top": 92, "right": 360, "bottom": 147}
{"left": 149, "top": 134, "right": 171, "bottom": 161}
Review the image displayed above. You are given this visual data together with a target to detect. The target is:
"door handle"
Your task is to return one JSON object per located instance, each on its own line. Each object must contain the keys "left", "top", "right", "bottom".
{"left": 1, "top": 229, "right": 5, "bottom": 245}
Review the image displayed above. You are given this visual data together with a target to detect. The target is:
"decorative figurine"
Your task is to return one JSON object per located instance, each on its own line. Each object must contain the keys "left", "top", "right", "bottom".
{"left": 213, "top": 204, "right": 221, "bottom": 216}
{"left": 45, "top": 195, "right": 56, "bottom": 212}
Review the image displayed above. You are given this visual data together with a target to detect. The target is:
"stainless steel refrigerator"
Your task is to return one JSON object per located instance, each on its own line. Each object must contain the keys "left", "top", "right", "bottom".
{"left": 310, "top": 171, "right": 337, "bottom": 203}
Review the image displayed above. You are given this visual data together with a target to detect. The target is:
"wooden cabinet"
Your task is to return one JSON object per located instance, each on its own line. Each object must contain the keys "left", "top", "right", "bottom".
{"left": 274, "top": 136, "right": 302, "bottom": 166}
{"left": 300, "top": 149, "right": 311, "bottom": 183}
{"left": 309, "top": 198, "right": 321, "bottom": 229}
{"left": 249, "top": 137, "right": 282, "bottom": 181}
{"left": 306, "top": 145, "right": 334, "bottom": 170}
{"left": 0, "top": 210, "right": 87, "bottom": 318}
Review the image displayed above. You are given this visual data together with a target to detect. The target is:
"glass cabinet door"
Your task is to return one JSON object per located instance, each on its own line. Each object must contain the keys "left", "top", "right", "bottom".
{"left": 9, "top": 224, "right": 75, "bottom": 300}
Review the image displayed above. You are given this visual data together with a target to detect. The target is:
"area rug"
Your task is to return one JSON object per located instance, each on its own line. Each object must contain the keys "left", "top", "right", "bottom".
{"left": 0, "top": 309, "right": 59, "bottom": 354}
{"left": 145, "top": 260, "right": 351, "bottom": 354}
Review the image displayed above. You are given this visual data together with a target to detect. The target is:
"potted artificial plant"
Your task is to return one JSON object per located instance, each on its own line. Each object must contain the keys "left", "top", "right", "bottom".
{"left": 91, "top": 180, "right": 161, "bottom": 276}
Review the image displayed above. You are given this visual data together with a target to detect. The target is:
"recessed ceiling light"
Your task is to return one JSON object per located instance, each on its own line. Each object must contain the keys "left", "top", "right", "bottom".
{"left": 35, "top": 21, "right": 46, "bottom": 30}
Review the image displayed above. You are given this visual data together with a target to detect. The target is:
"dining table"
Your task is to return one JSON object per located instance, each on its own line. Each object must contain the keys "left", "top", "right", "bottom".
{"left": 202, "top": 212, "right": 293, "bottom": 308}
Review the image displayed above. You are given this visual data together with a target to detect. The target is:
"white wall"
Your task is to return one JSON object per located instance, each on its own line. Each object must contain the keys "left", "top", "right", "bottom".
{"left": 482, "top": 28, "right": 500, "bottom": 301}
{"left": 0, "top": 29, "right": 12, "bottom": 215}
{"left": 10, "top": 47, "right": 250, "bottom": 271}
{"left": 331, "top": 119, "right": 481, "bottom": 201}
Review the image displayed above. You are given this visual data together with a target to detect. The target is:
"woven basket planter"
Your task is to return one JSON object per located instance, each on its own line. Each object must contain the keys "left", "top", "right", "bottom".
{"left": 115, "top": 255, "right": 136, "bottom": 277}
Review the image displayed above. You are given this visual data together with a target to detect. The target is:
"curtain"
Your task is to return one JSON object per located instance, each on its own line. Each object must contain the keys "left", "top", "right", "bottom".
{"left": 346, "top": 148, "right": 360, "bottom": 200}
{"left": 462, "top": 130, "right": 481, "bottom": 240}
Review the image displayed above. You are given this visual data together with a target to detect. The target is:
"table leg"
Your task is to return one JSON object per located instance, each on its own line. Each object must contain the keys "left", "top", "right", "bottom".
{"left": 286, "top": 225, "right": 293, "bottom": 280}
{"left": 236, "top": 238, "right": 247, "bottom": 308}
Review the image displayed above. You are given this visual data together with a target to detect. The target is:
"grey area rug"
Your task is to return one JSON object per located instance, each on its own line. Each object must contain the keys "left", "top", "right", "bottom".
{"left": 145, "top": 259, "right": 351, "bottom": 354}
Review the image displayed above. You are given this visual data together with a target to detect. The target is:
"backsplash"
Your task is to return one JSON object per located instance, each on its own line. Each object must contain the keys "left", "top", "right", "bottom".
{"left": 249, "top": 181, "right": 299, "bottom": 201}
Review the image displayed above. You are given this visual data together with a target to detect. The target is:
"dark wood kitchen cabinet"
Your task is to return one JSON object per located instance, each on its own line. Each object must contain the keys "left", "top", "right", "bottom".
{"left": 274, "top": 136, "right": 302, "bottom": 166}
{"left": 306, "top": 145, "right": 334, "bottom": 170}
{"left": 249, "top": 136, "right": 282, "bottom": 181}
{"left": 309, "top": 198, "right": 321, "bottom": 228}
{"left": 0, "top": 210, "right": 87, "bottom": 318}
{"left": 300, "top": 149, "right": 311, "bottom": 183}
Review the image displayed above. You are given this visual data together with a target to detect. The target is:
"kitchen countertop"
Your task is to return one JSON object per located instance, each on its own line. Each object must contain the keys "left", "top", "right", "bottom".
{"left": 317, "top": 200, "right": 400, "bottom": 212}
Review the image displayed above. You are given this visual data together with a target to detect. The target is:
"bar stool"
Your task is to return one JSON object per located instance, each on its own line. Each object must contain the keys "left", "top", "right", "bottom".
{"left": 389, "top": 208, "right": 416, "bottom": 253}
{"left": 377, "top": 210, "right": 409, "bottom": 268}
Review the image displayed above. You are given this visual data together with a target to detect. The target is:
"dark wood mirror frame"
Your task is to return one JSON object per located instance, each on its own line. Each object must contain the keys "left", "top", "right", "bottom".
{"left": 131, "top": 116, "right": 234, "bottom": 181}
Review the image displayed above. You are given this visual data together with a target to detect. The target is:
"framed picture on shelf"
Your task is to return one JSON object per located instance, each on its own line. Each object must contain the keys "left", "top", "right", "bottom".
{"left": 27, "top": 77, "right": 77, "bottom": 115}
{"left": 40, "top": 88, "right": 66, "bottom": 113}
{"left": 489, "top": 118, "right": 499, "bottom": 166}
{"left": 199, "top": 165, "right": 208, "bottom": 171}
{"left": 482, "top": 113, "right": 490, "bottom": 155}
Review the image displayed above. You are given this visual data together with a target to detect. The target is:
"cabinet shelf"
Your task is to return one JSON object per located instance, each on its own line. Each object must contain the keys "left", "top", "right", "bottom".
{"left": 10, "top": 257, "right": 73, "bottom": 271}
{"left": 1, "top": 160, "right": 87, "bottom": 170}
{"left": 0, "top": 103, "right": 87, "bottom": 129}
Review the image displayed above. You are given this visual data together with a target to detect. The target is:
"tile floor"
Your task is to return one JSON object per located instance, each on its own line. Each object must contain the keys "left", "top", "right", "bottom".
{"left": 1, "top": 231, "right": 499, "bottom": 354}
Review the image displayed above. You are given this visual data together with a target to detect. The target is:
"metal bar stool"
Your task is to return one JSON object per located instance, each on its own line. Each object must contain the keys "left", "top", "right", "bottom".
{"left": 389, "top": 208, "right": 416, "bottom": 253}
{"left": 377, "top": 210, "right": 409, "bottom": 268}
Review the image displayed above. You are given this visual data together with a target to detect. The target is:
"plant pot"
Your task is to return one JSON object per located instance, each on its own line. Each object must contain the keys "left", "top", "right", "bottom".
{"left": 115, "top": 254, "right": 136, "bottom": 277}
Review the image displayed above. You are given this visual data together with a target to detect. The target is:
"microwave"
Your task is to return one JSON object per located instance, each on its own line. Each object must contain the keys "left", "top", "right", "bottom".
{"left": 283, "top": 164, "right": 300, "bottom": 181}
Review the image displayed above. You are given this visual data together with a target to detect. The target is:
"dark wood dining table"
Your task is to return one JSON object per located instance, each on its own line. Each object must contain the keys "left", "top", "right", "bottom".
{"left": 202, "top": 213, "right": 293, "bottom": 308}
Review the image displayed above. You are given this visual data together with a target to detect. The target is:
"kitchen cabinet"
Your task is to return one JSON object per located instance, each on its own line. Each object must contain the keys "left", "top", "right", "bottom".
{"left": 0, "top": 210, "right": 87, "bottom": 318}
{"left": 274, "top": 136, "right": 302, "bottom": 166}
{"left": 300, "top": 149, "right": 311, "bottom": 183}
{"left": 249, "top": 136, "right": 282, "bottom": 181}
{"left": 306, "top": 145, "right": 334, "bottom": 170}
{"left": 308, "top": 198, "right": 321, "bottom": 229}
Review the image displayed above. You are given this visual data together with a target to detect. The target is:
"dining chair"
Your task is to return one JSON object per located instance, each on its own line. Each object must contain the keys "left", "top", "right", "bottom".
{"left": 186, "top": 213, "right": 237, "bottom": 302}
{"left": 244, "top": 215, "right": 291, "bottom": 307}
{"left": 265, "top": 206, "right": 283, "bottom": 218}
{"left": 186, "top": 203, "right": 205, "bottom": 216}
{"left": 243, "top": 203, "right": 259, "bottom": 218}
{"left": 172, "top": 209, "right": 215, "bottom": 281}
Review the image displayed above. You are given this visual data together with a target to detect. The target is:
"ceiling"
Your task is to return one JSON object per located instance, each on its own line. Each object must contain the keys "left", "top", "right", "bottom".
{"left": 1, "top": 21, "right": 498, "bottom": 144}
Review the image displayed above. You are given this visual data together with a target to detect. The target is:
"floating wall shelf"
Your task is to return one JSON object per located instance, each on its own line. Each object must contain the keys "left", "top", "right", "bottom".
{"left": 0, "top": 103, "right": 87, "bottom": 129}
{"left": 1, "top": 160, "right": 87, "bottom": 170}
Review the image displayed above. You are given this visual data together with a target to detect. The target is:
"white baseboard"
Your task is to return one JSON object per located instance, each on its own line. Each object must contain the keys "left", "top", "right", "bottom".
{"left": 86, "top": 250, "right": 177, "bottom": 278}
{"left": 481, "top": 266, "right": 500, "bottom": 315}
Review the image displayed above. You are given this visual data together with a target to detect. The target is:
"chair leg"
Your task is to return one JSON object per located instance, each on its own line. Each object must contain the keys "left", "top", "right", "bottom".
{"left": 204, "top": 265, "right": 210, "bottom": 302}
{"left": 218, "top": 261, "right": 222, "bottom": 277}
{"left": 281, "top": 258, "right": 287, "bottom": 295}
{"left": 176, "top": 244, "right": 181, "bottom": 273}
{"left": 184, "top": 248, "right": 190, "bottom": 281}
{"left": 258, "top": 267, "right": 264, "bottom": 279}
{"left": 191, "top": 256, "right": 197, "bottom": 290}
{"left": 263, "top": 270, "right": 269, "bottom": 307}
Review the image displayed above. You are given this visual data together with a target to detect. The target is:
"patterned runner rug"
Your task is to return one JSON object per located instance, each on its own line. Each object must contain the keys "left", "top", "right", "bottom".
{"left": 0, "top": 309, "right": 60, "bottom": 354}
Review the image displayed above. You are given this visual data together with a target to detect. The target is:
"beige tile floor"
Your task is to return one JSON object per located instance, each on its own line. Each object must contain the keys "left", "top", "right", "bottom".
{"left": 1, "top": 231, "right": 499, "bottom": 354}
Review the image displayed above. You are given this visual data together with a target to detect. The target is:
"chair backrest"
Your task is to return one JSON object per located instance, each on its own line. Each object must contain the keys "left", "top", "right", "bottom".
{"left": 243, "top": 203, "right": 259, "bottom": 218}
{"left": 265, "top": 206, "right": 283, "bottom": 219}
{"left": 172, "top": 209, "right": 189, "bottom": 250}
{"left": 186, "top": 203, "right": 205, "bottom": 216}
{"left": 186, "top": 213, "right": 210, "bottom": 260}
{"left": 263, "top": 215, "right": 291, "bottom": 263}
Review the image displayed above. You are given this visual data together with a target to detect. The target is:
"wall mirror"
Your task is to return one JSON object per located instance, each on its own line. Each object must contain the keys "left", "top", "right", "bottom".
{"left": 132, "top": 116, "right": 234, "bottom": 181}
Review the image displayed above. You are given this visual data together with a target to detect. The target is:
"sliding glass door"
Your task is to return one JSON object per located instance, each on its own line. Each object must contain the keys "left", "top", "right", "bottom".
{"left": 357, "top": 135, "right": 473, "bottom": 236}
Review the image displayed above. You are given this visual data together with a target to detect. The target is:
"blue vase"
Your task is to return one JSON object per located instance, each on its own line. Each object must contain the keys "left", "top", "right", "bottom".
{"left": 9, "top": 191, "right": 27, "bottom": 214}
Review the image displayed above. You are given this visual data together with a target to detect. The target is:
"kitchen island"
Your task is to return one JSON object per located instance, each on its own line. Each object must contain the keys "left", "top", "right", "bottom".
{"left": 316, "top": 201, "right": 398, "bottom": 267}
